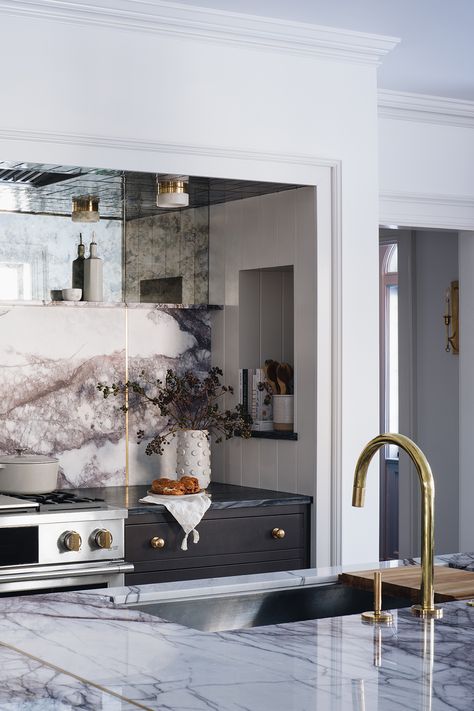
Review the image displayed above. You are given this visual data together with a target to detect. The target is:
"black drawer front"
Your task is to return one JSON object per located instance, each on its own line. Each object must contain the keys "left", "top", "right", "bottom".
{"left": 126, "top": 513, "right": 305, "bottom": 562}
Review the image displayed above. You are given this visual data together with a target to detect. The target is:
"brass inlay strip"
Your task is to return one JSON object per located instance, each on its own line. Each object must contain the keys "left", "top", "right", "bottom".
{"left": 125, "top": 304, "right": 130, "bottom": 492}
{"left": 0, "top": 640, "right": 152, "bottom": 710}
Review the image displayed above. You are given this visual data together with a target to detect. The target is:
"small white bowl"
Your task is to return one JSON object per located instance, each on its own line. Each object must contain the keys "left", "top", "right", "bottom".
{"left": 62, "top": 288, "right": 82, "bottom": 301}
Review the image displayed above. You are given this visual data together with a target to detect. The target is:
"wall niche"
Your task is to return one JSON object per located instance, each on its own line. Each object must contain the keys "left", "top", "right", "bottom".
{"left": 0, "top": 160, "right": 302, "bottom": 305}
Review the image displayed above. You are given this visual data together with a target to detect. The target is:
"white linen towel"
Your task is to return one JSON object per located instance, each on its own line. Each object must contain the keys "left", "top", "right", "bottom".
{"left": 139, "top": 492, "right": 212, "bottom": 550}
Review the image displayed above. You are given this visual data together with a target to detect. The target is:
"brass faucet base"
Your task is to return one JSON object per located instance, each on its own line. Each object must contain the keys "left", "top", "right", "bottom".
{"left": 361, "top": 610, "right": 393, "bottom": 624}
{"left": 411, "top": 604, "right": 443, "bottom": 619}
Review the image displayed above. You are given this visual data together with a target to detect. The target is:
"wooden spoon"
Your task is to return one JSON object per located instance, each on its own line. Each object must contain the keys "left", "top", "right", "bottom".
{"left": 265, "top": 359, "right": 280, "bottom": 394}
{"left": 277, "top": 362, "right": 293, "bottom": 395}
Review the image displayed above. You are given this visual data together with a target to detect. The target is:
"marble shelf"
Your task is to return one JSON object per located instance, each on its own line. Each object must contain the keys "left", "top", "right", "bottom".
{"left": 0, "top": 300, "right": 223, "bottom": 309}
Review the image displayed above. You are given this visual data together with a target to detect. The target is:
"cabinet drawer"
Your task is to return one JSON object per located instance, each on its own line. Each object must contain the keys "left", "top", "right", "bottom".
{"left": 126, "top": 512, "right": 305, "bottom": 563}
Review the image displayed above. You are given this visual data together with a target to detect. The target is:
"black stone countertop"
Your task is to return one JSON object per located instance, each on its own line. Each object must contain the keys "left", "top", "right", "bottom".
{"left": 72, "top": 482, "right": 312, "bottom": 515}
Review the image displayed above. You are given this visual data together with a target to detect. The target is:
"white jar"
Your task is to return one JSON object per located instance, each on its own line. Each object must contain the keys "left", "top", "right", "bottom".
{"left": 272, "top": 395, "right": 294, "bottom": 432}
{"left": 176, "top": 429, "right": 211, "bottom": 489}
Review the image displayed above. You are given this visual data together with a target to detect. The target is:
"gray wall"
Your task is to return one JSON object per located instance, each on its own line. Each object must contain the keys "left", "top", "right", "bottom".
{"left": 398, "top": 230, "right": 459, "bottom": 556}
{"left": 458, "top": 231, "right": 474, "bottom": 551}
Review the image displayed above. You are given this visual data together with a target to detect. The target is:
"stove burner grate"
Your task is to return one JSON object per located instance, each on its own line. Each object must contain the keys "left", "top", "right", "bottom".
{"left": 11, "top": 491, "right": 105, "bottom": 511}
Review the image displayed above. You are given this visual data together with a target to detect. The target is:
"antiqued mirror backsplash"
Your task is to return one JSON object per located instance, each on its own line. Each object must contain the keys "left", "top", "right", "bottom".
{"left": 0, "top": 161, "right": 300, "bottom": 306}
{"left": 0, "top": 162, "right": 210, "bottom": 305}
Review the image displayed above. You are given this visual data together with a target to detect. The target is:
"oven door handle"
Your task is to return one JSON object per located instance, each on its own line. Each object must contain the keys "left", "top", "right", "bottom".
{"left": 0, "top": 562, "right": 134, "bottom": 583}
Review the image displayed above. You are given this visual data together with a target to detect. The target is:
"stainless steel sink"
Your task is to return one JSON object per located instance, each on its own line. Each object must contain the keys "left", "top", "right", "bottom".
{"left": 128, "top": 584, "right": 412, "bottom": 632}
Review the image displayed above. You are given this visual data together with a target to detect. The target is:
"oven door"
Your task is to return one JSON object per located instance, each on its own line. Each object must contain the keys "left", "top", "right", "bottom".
{"left": 0, "top": 560, "right": 134, "bottom": 596}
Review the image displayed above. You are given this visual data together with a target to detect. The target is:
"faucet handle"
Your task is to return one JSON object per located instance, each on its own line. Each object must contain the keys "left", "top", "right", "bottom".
{"left": 361, "top": 571, "right": 393, "bottom": 624}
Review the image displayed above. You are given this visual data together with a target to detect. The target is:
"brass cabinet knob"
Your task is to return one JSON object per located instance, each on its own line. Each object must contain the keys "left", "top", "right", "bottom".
{"left": 150, "top": 536, "right": 166, "bottom": 549}
{"left": 63, "top": 531, "right": 82, "bottom": 552}
{"left": 272, "top": 527, "right": 286, "bottom": 540}
{"left": 94, "top": 529, "right": 113, "bottom": 550}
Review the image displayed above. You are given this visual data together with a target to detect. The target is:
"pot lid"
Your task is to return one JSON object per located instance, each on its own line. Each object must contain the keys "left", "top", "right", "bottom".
{"left": 0, "top": 450, "right": 58, "bottom": 465}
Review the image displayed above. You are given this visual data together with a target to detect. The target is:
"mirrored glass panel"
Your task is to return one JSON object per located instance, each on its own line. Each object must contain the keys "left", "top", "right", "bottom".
{"left": 0, "top": 160, "right": 300, "bottom": 305}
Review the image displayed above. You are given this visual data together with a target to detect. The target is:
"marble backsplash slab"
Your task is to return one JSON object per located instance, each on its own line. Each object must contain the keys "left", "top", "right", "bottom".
{"left": 127, "top": 306, "right": 211, "bottom": 485}
{"left": 0, "top": 303, "right": 211, "bottom": 488}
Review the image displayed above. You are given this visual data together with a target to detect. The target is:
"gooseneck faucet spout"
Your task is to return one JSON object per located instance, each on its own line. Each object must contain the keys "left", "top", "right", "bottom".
{"left": 352, "top": 433, "right": 442, "bottom": 619}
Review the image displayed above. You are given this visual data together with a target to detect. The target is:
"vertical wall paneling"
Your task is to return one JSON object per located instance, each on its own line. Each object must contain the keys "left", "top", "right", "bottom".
{"left": 242, "top": 438, "right": 260, "bottom": 488}
{"left": 293, "top": 187, "right": 317, "bottom": 494}
{"left": 259, "top": 440, "right": 278, "bottom": 491}
{"left": 282, "top": 270, "right": 295, "bottom": 365}
{"left": 239, "top": 271, "right": 261, "bottom": 368}
{"left": 210, "top": 187, "right": 315, "bottom": 499}
{"left": 260, "top": 270, "right": 284, "bottom": 364}
{"left": 277, "top": 441, "right": 297, "bottom": 493}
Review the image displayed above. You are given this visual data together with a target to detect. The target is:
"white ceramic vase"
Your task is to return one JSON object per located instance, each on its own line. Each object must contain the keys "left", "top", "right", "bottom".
{"left": 176, "top": 429, "right": 211, "bottom": 489}
{"left": 272, "top": 394, "right": 294, "bottom": 431}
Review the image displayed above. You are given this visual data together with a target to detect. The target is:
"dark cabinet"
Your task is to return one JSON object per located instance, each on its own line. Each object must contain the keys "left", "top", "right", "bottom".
{"left": 125, "top": 504, "right": 310, "bottom": 585}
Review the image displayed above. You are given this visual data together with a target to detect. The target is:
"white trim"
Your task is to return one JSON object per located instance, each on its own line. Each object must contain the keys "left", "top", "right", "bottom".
{"left": 0, "top": 126, "right": 339, "bottom": 168}
{"left": 0, "top": 0, "right": 399, "bottom": 64}
{"left": 380, "top": 191, "right": 474, "bottom": 231}
{"left": 331, "top": 163, "right": 343, "bottom": 566}
{"left": 378, "top": 89, "right": 474, "bottom": 129}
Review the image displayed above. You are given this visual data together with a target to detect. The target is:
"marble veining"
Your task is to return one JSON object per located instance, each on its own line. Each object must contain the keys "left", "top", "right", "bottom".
{"left": 127, "top": 307, "right": 211, "bottom": 485}
{"left": 0, "top": 641, "right": 140, "bottom": 710}
{"left": 0, "top": 578, "right": 473, "bottom": 710}
{"left": 0, "top": 304, "right": 212, "bottom": 488}
{"left": 448, "top": 552, "right": 474, "bottom": 570}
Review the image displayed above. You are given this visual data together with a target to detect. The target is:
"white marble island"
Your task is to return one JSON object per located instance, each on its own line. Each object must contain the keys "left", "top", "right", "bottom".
{"left": 0, "top": 559, "right": 473, "bottom": 710}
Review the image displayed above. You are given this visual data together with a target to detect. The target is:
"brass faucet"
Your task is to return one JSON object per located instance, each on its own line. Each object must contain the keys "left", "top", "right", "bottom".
{"left": 352, "top": 433, "right": 442, "bottom": 619}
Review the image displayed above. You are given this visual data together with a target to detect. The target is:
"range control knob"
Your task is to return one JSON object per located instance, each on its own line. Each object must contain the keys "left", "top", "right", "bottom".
{"left": 94, "top": 529, "right": 113, "bottom": 550}
{"left": 63, "top": 531, "right": 82, "bottom": 552}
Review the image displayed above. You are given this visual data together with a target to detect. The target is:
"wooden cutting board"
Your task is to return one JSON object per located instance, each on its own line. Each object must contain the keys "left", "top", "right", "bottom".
{"left": 339, "top": 565, "right": 474, "bottom": 602}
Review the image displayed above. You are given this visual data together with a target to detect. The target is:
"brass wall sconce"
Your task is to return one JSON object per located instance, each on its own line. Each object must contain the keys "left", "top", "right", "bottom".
{"left": 444, "top": 280, "right": 459, "bottom": 354}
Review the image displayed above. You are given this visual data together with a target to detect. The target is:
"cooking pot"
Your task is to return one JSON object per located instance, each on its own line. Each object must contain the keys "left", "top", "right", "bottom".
{"left": 0, "top": 449, "right": 59, "bottom": 494}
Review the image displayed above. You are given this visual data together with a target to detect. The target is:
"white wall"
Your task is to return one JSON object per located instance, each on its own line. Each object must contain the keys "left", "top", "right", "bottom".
{"left": 0, "top": 0, "right": 395, "bottom": 565}
{"left": 378, "top": 94, "right": 474, "bottom": 230}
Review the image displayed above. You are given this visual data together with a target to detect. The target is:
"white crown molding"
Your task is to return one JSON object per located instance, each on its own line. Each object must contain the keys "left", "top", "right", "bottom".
{"left": 380, "top": 190, "right": 474, "bottom": 230}
{"left": 0, "top": 126, "right": 340, "bottom": 168}
{"left": 378, "top": 89, "right": 474, "bottom": 128}
{"left": 0, "top": 0, "right": 399, "bottom": 64}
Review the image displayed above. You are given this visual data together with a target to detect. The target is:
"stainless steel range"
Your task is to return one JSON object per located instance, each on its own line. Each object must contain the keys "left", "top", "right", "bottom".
{"left": 0, "top": 491, "right": 133, "bottom": 596}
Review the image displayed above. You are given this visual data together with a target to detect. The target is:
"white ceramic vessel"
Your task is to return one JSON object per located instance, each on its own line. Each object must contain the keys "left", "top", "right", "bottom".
{"left": 176, "top": 429, "right": 211, "bottom": 489}
{"left": 272, "top": 394, "right": 294, "bottom": 431}
{"left": 61, "top": 288, "right": 82, "bottom": 301}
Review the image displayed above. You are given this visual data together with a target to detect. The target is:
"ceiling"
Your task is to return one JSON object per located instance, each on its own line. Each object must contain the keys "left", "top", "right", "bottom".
{"left": 178, "top": 0, "right": 474, "bottom": 101}
{"left": 0, "top": 161, "right": 302, "bottom": 219}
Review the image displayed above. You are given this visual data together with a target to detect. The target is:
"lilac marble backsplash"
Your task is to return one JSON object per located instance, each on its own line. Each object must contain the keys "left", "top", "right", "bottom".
{"left": 0, "top": 304, "right": 211, "bottom": 488}
{"left": 127, "top": 306, "right": 211, "bottom": 485}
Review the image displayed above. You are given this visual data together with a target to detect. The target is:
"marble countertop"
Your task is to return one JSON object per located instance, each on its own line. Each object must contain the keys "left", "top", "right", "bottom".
{"left": 0, "top": 554, "right": 473, "bottom": 709}
{"left": 70, "top": 481, "right": 312, "bottom": 515}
